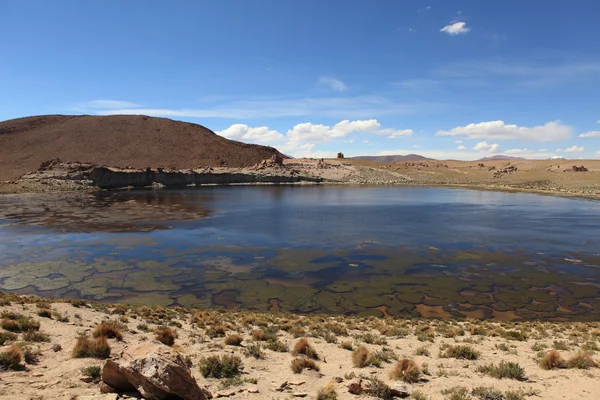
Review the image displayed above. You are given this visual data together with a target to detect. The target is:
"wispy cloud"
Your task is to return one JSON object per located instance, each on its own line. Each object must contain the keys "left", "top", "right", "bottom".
{"left": 440, "top": 22, "right": 470, "bottom": 35}
{"left": 579, "top": 131, "right": 600, "bottom": 138}
{"left": 77, "top": 100, "right": 142, "bottom": 109}
{"left": 436, "top": 120, "right": 572, "bottom": 142}
{"left": 81, "top": 96, "right": 442, "bottom": 119}
{"left": 557, "top": 145, "right": 584, "bottom": 153}
{"left": 318, "top": 76, "right": 348, "bottom": 92}
{"left": 434, "top": 59, "right": 600, "bottom": 88}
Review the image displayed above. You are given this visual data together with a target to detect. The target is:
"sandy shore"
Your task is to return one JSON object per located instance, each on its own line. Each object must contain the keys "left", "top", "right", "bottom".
{"left": 1, "top": 158, "right": 599, "bottom": 200}
{"left": 0, "top": 293, "right": 599, "bottom": 400}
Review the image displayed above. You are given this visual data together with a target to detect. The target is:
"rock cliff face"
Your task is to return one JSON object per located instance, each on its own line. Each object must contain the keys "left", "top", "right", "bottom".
{"left": 90, "top": 167, "right": 323, "bottom": 189}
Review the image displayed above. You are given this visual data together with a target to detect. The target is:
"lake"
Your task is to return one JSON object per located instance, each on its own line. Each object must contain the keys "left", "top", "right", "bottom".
{"left": 1, "top": 186, "right": 599, "bottom": 320}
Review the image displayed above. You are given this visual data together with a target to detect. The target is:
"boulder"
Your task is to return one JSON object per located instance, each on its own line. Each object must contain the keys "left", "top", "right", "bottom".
{"left": 101, "top": 341, "right": 211, "bottom": 400}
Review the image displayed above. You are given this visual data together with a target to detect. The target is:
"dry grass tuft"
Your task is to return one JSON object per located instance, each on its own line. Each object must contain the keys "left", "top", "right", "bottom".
{"left": 290, "top": 357, "right": 320, "bottom": 374}
{"left": 352, "top": 345, "right": 372, "bottom": 368}
{"left": 72, "top": 334, "right": 111, "bottom": 359}
{"left": 316, "top": 382, "right": 338, "bottom": 400}
{"left": 224, "top": 334, "right": 243, "bottom": 346}
{"left": 292, "top": 338, "right": 319, "bottom": 360}
{"left": 389, "top": 359, "right": 421, "bottom": 383}
{"left": 0, "top": 344, "right": 22, "bottom": 370}
{"left": 540, "top": 350, "right": 566, "bottom": 370}
{"left": 92, "top": 321, "right": 124, "bottom": 340}
{"left": 568, "top": 351, "right": 598, "bottom": 369}
{"left": 154, "top": 326, "right": 177, "bottom": 346}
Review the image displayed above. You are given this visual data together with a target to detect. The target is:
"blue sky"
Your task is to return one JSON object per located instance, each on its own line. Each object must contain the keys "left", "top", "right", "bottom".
{"left": 1, "top": 0, "right": 600, "bottom": 160}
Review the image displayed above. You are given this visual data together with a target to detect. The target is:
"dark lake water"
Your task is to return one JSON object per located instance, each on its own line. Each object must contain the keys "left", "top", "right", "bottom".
{"left": 1, "top": 186, "right": 599, "bottom": 320}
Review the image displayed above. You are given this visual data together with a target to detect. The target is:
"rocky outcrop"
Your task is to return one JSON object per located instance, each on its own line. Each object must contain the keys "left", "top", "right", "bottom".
{"left": 572, "top": 165, "right": 588, "bottom": 172}
{"left": 89, "top": 166, "right": 323, "bottom": 189}
{"left": 101, "top": 341, "right": 211, "bottom": 400}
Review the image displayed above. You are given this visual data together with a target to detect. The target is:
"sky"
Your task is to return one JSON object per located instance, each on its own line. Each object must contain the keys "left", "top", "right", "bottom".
{"left": 1, "top": 0, "right": 600, "bottom": 160}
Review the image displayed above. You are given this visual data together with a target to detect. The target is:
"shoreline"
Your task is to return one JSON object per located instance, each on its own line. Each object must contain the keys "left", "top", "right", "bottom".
{"left": 2, "top": 179, "right": 599, "bottom": 201}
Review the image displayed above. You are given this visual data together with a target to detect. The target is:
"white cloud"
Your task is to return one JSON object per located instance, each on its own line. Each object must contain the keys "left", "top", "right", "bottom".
{"left": 318, "top": 76, "right": 348, "bottom": 92}
{"left": 579, "top": 131, "right": 600, "bottom": 138}
{"left": 440, "top": 21, "right": 470, "bottom": 35}
{"left": 457, "top": 145, "right": 467, "bottom": 150}
{"left": 285, "top": 119, "right": 412, "bottom": 148}
{"left": 557, "top": 145, "right": 584, "bottom": 153}
{"left": 596, "top": 150, "right": 600, "bottom": 157}
{"left": 473, "top": 141, "right": 501, "bottom": 153}
{"left": 436, "top": 120, "right": 572, "bottom": 142}
{"left": 408, "top": 28, "right": 417, "bottom": 33}
{"left": 454, "top": 140, "right": 463, "bottom": 144}
{"left": 86, "top": 95, "right": 437, "bottom": 119}
{"left": 215, "top": 124, "right": 284, "bottom": 144}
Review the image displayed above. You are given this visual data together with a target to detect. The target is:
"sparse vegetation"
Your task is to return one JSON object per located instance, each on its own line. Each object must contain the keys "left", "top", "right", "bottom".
{"left": 224, "top": 334, "right": 243, "bottom": 346}
{"left": 0, "top": 345, "right": 22, "bottom": 370}
{"left": 291, "top": 357, "right": 320, "bottom": 373}
{"left": 390, "top": 358, "right": 421, "bottom": 383}
{"left": 476, "top": 361, "right": 526, "bottom": 380}
{"left": 92, "top": 321, "right": 124, "bottom": 340}
{"left": 352, "top": 345, "right": 372, "bottom": 367}
{"left": 72, "top": 334, "right": 111, "bottom": 359}
{"left": 154, "top": 326, "right": 176, "bottom": 346}
{"left": 292, "top": 337, "right": 319, "bottom": 360}
{"left": 317, "top": 382, "right": 338, "bottom": 400}
{"left": 198, "top": 354, "right": 242, "bottom": 378}
{"left": 441, "top": 344, "right": 480, "bottom": 360}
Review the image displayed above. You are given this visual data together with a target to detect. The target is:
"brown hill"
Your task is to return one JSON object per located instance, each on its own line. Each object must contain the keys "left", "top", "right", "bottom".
{"left": 0, "top": 115, "right": 283, "bottom": 181}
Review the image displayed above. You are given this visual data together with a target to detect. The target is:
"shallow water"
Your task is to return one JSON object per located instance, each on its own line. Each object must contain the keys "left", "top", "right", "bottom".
{"left": 1, "top": 186, "right": 599, "bottom": 320}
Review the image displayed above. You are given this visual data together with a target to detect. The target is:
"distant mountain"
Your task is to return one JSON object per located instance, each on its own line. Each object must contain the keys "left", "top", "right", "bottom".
{"left": 477, "top": 155, "right": 526, "bottom": 161}
{"left": 352, "top": 154, "right": 434, "bottom": 162}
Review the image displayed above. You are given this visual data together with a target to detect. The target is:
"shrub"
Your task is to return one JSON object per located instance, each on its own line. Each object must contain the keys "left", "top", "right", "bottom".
{"left": 206, "top": 324, "right": 226, "bottom": 338}
{"left": 23, "top": 331, "right": 51, "bottom": 343}
{"left": 352, "top": 345, "right": 372, "bottom": 368}
{"left": 71, "top": 299, "right": 87, "bottom": 308}
{"left": 1, "top": 317, "right": 40, "bottom": 333}
{"left": 389, "top": 359, "right": 421, "bottom": 383}
{"left": 372, "top": 348, "right": 398, "bottom": 364}
{"left": 23, "top": 346, "right": 41, "bottom": 364}
{"left": 72, "top": 334, "right": 111, "bottom": 359}
{"left": 472, "top": 386, "right": 504, "bottom": 399}
{"left": 0, "top": 311, "right": 23, "bottom": 320}
{"left": 37, "top": 309, "right": 53, "bottom": 319}
{"left": 539, "top": 350, "right": 566, "bottom": 370}
{"left": 198, "top": 355, "right": 242, "bottom": 378}
{"left": 81, "top": 365, "right": 102, "bottom": 381}
{"left": 365, "top": 378, "right": 393, "bottom": 400}
{"left": 290, "top": 357, "right": 319, "bottom": 373}
{"left": 0, "top": 331, "right": 18, "bottom": 345}
{"left": 415, "top": 346, "right": 430, "bottom": 356}
{"left": 476, "top": 361, "right": 526, "bottom": 380}
{"left": 502, "top": 330, "right": 528, "bottom": 341}
{"left": 136, "top": 323, "right": 150, "bottom": 332}
{"left": 265, "top": 340, "right": 288, "bottom": 352}
{"left": 568, "top": 351, "right": 598, "bottom": 369}
{"left": 317, "top": 382, "right": 338, "bottom": 400}
{"left": 224, "top": 334, "right": 243, "bottom": 346}
{"left": 244, "top": 343, "right": 265, "bottom": 359}
{"left": 441, "top": 386, "right": 469, "bottom": 400}
{"left": 0, "top": 345, "right": 22, "bottom": 370}
{"left": 553, "top": 340, "right": 570, "bottom": 350}
{"left": 340, "top": 340, "right": 354, "bottom": 351}
{"left": 292, "top": 338, "right": 319, "bottom": 360}
{"left": 93, "top": 321, "right": 124, "bottom": 340}
{"left": 155, "top": 326, "right": 176, "bottom": 346}
{"left": 441, "top": 345, "right": 480, "bottom": 360}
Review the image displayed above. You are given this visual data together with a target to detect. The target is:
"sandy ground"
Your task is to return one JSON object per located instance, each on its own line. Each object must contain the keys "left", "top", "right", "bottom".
{"left": 1, "top": 295, "right": 599, "bottom": 400}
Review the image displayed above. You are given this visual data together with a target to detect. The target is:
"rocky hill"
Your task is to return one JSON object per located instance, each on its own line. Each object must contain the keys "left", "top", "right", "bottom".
{"left": 0, "top": 115, "right": 284, "bottom": 181}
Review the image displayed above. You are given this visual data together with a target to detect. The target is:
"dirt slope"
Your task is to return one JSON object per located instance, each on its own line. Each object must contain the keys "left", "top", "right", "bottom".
{"left": 0, "top": 115, "right": 283, "bottom": 181}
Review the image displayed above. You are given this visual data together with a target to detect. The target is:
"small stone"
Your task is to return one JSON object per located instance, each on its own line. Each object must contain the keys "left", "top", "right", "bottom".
{"left": 52, "top": 344, "right": 62, "bottom": 352}
{"left": 80, "top": 376, "right": 94, "bottom": 383}
{"left": 289, "top": 380, "right": 306, "bottom": 386}
{"left": 292, "top": 392, "right": 308, "bottom": 398}
{"left": 216, "top": 389, "right": 237, "bottom": 397}
{"left": 246, "top": 386, "right": 260, "bottom": 393}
